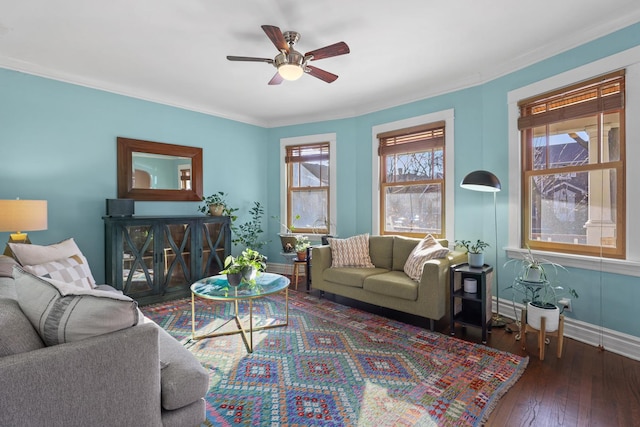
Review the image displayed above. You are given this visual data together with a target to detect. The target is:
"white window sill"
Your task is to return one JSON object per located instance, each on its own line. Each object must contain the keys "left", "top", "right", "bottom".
{"left": 504, "top": 247, "right": 640, "bottom": 277}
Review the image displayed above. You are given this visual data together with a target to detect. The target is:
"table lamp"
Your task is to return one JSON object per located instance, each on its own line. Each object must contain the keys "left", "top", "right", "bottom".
{"left": 0, "top": 199, "right": 48, "bottom": 256}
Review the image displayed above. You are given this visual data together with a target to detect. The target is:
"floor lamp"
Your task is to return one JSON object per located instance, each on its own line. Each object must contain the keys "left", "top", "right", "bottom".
{"left": 460, "top": 170, "right": 510, "bottom": 328}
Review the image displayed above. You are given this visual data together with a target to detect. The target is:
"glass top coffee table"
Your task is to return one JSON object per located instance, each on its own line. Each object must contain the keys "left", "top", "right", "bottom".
{"left": 190, "top": 272, "right": 290, "bottom": 353}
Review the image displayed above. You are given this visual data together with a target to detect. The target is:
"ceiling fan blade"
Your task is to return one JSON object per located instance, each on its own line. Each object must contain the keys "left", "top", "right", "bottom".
{"left": 261, "top": 25, "right": 289, "bottom": 53}
{"left": 305, "top": 65, "right": 338, "bottom": 83}
{"left": 305, "top": 42, "right": 350, "bottom": 61}
{"left": 227, "top": 56, "right": 273, "bottom": 64}
{"left": 268, "top": 72, "right": 284, "bottom": 85}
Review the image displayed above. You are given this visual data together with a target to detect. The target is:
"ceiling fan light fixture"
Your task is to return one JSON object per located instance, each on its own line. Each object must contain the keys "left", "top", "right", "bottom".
{"left": 278, "top": 63, "right": 304, "bottom": 81}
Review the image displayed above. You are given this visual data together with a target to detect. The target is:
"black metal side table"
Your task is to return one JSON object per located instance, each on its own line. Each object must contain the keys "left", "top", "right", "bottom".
{"left": 450, "top": 263, "right": 493, "bottom": 343}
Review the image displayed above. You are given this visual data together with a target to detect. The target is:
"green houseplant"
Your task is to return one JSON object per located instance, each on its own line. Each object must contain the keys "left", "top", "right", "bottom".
{"left": 232, "top": 201, "right": 267, "bottom": 251}
{"left": 272, "top": 214, "right": 301, "bottom": 253}
{"left": 455, "top": 239, "right": 490, "bottom": 267}
{"left": 294, "top": 235, "right": 310, "bottom": 261}
{"left": 198, "top": 191, "right": 238, "bottom": 219}
{"left": 221, "top": 248, "right": 267, "bottom": 286}
{"left": 505, "top": 246, "right": 578, "bottom": 332}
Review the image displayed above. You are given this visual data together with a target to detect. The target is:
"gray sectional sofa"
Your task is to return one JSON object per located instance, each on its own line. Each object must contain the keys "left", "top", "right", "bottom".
{"left": 0, "top": 260, "right": 208, "bottom": 427}
{"left": 311, "top": 235, "right": 467, "bottom": 330}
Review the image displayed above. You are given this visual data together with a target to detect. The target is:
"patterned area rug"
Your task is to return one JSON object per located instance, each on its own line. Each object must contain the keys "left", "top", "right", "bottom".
{"left": 141, "top": 290, "right": 528, "bottom": 426}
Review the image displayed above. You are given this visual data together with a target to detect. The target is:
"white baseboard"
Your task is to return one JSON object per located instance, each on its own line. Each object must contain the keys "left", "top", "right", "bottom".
{"left": 496, "top": 298, "right": 640, "bottom": 362}
{"left": 267, "top": 261, "right": 640, "bottom": 362}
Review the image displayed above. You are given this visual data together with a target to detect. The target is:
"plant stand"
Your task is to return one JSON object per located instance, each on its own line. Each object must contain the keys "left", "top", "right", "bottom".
{"left": 292, "top": 258, "right": 307, "bottom": 290}
{"left": 520, "top": 308, "right": 565, "bottom": 360}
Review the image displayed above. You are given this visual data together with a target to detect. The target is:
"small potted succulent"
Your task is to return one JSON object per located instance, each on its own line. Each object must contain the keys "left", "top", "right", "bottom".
{"left": 455, "top": 239, "right": 490, "bottom": 268}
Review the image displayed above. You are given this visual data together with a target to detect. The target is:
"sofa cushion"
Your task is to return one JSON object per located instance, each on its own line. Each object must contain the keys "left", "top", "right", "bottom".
{"left": 392, "top": 236, "right": 421, "bottom": 271}
{"left": 22, "top": 255, "right": 95, "bottom": 290}
{"left": 369, "top": 236, "right": 394, "bottom": 270}
{"left": 8, "top": 238, "right": 96, "bottom": 287}
{"left": 0, "top": 255, "right": 18, "bottom": 277}
{"left": 328, "top": 234, "right": 375, "bottom": 268}
{"left": 0, "top": 298, "right": 45, "bottom": 356}
{"left": 139, "top": 316, "right": 209, "bottom": 411}
{"left": 363, "top": 271, "right": 419, "bottom": 301}
{"left": 323, "top": 267, "right": 388, "bottom": 288}
{"left": 403, "top": 234, "right": 450, "bottom": 281}
{"left": 13, "top": 267, "right": 138, "bottom": 346}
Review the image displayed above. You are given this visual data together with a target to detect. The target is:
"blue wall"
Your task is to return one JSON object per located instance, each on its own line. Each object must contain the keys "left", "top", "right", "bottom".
{"left": 2, "top": 22, "right": 639, "bottom": 338}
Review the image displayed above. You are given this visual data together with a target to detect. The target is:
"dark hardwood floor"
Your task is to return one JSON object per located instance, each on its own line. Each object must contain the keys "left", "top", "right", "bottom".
{"left": 310, "top": 290, "right": 640, "bottom": 427}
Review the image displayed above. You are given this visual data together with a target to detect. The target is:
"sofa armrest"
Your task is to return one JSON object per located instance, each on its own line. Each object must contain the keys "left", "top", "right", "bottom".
{"left": 416, "top": 253, "right": 461, "bottom": 320}
{"left": 0, "top": 323, "right": 162, "bottom": 427}
{"left": 311, "top": 245, "right": 332, "bottom": 286}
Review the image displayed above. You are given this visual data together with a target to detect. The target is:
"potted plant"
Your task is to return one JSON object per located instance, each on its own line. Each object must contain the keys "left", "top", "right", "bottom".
{"left": 505, "top": 247, "right": 578, "bottom": 332}
{"left": 455, "top": 239, "right": 490, "bottom": 268}
{"left": 198, "top": 192, "right": 237, "bottom": 218}
{"left": 272, "top": 214, "right": 300, "bottom": 253}
{"left": 221, "top": 248, "right": 267, "bottom": 286}
{"left": 232, "top": 202, "right": 268, "bottom": 251}
{"left": 294, "top": 235, "right": 310, "bottom": 261}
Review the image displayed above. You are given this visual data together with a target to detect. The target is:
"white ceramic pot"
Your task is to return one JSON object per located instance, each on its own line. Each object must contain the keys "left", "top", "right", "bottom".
{"left": 526, "top": 301, "right": 560, "bottom": 332}
{"left": 524, "top": 266, "right": 543, "bottom": 282}
{"left": 468, "top": 253, "right": 484, "bottom": 268}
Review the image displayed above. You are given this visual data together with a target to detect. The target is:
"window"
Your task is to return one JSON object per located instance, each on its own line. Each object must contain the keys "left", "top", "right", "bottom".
{"left": 280, "top": 133, "right": 336, "bottom": 236}
{"left": 518, "top": 71, "right": 625, "bottom": 258}
{"left": 377, "top": 122, "right": 446, "bottom": 238}
{"left": 285, "top": 142, "right": 330, "bottom": 233}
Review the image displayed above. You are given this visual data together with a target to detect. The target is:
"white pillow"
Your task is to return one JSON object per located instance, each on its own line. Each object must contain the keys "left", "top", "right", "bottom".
{"left": 22, "top": 255, "right": 95, "bottom": 290}
{"left": 403, "top": 234, "right": 450, "bottom": 281}
{"left": 13, "top": 267, "right": 138, "bottom": 346}
{"left": 8, "top": 238, "right": 96, "bottom": 287}
{"left": 327, "top": 234, "right": 375, "bottom": 268}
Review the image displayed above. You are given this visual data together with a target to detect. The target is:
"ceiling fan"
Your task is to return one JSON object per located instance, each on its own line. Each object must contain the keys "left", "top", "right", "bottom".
{"left": 227, "top": 25, "right": 350, "bottom": 85}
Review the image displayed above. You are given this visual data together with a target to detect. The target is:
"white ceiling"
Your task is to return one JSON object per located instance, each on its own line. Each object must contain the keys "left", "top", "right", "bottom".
{"left": 1, "top": 0, "right": 640, "bottom": 128}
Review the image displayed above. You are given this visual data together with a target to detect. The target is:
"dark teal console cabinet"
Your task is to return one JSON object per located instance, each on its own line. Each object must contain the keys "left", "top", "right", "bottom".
{"left": 104, "top": 215, "right": 230, "bottom": 305}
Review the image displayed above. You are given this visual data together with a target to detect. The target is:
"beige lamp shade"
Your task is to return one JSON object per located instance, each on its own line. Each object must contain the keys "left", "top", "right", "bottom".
{"left": 0, "top": 200, "right": 48, "bottom": 232}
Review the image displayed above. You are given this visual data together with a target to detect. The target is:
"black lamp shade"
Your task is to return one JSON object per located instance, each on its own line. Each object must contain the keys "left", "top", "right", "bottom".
{"left": 460, "top": 170, "right": 501, "bottom": 192}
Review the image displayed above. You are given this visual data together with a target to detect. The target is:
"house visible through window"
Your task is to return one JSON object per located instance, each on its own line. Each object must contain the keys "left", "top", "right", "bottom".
{"left": 285, "top": 142, "right": 330, "bottom": 234}
{"left": 518, "top": 70, "right": 625, "bottom": 258}
{"left": 377, "top": 122, "right": 445, "bottom": 238}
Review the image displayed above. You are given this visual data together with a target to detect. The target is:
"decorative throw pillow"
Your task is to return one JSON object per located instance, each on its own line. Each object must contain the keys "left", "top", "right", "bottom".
{"left": 0, "top": 255, "right": 18, "bottom": 277}
{"left": 328, "top": 234, "right": 375, "bottom": 268}
{"left": 8, "top": 238, "right": 97, "bottom": 287}
{"left": 22, "top": 255, "right": 94, "bottom": 290}
{"left": 403, "top": 234, "right": 450, "bottom": 281}
{"left": 13, "top": 267, "right": 139, "bottom": 346}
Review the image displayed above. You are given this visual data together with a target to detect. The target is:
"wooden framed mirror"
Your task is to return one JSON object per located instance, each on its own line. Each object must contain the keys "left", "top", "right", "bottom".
{"left": 117, "top": 137, "right": 203, "bottom": 201}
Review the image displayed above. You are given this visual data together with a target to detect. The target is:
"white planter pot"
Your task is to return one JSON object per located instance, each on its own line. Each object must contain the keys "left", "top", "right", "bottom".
{"left": 468, "top": 253, "right": 484, "bottom": 268}
{"left": 524, "top": 266, "right": 543, "bottom": 282}
{"left": 526, "top": 301, "right": 560, "bottom": 332}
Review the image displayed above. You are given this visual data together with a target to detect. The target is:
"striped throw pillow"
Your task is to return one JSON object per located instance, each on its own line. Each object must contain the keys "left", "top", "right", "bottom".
{"left": 328, "top": 234, "right": 375, "bottom": 268}
{"left": 403, "top": 234, "right": 450, "bottom": 281}
{"left": 13, "top": 267, "right": 138, "bottom": 346}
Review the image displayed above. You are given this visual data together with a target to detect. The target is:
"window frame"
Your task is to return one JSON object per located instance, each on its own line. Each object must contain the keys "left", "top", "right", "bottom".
{"left": 372, "top": 110, "right": 455, "bottom": 240}
{"left": 507, "top": 46, "right": 640, "bottom": 275}
{"left": 518, "top": 71, "right": 625, "bottom": 259}
{"left": 378, "top": 122, "right": 446, "bottom": 238}
{"left": 280, "top": 133, "right": 337, "bottom": 237}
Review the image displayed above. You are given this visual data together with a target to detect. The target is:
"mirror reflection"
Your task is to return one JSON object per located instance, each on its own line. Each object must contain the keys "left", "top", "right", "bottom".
{"left": 132, "top": 152, "right": 192, "bottom": 190}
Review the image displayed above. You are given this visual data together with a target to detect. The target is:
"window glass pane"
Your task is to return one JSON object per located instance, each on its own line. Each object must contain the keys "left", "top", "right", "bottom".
{"left": 528, "top": 169, "right": 617, "bottom": 247}
{"left": 385, "top": 149, "right": 443, "bottom": 182}
{"left": 291, "top": 189, "right": 328, "bottom": 230}
{"left": 299, "top": 159, "right": 329, "bottom": 187}
{"left": 383, "top": 184, "right": 441, "bottom": 235}
{"left": 532, "top": 116, "right": 596, "bottom": 170}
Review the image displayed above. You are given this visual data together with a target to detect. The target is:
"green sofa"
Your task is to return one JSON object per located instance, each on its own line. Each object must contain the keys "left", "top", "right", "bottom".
{"left": 311, "top": 235, "right": 467, "bottom": 330}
